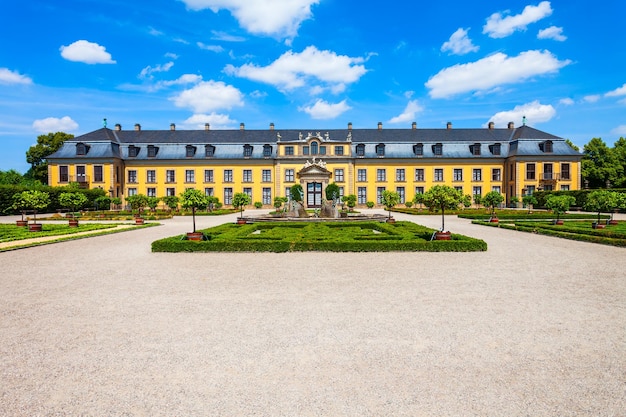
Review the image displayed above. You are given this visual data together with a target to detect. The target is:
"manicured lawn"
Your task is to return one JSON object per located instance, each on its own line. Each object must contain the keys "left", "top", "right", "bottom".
{"left": 152, "top": 221, "right": 487, "bottom": 252}
{"left": 0, "top": 223, "right": 121, "bottom": 242}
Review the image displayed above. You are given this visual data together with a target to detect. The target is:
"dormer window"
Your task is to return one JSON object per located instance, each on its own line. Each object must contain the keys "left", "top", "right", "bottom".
{"left": 375, "top": 143, "right": 385, "bottom": 157}
{"left": 356, "top": 143, "right": 365, "bottom": 157}
{"left": 186, "top": 145, "right": 197, "bottom": 157}
{"left": 147, "top": 145, "right": 159, "bottom": 157}
{"left": 76, "top": 142, "right": 89, "bottom": 156}
{"left": 470, "top": 143, "right": 481, "bottom": 156}
{"left": 432, "top": 143, "right": 443, "bottom": 156}
{"left": 128, "top": 145, "right": 140, "bottom": 157}
{"left": 263, "top": 144, "right": 273, "bottom": 158}
{"left": 489, "top": 143, "right": 501, "bottom": 156}
{"left": 539, "top": 140, "right": 553, "bottom": 153}
{"left": 205, "top": 144, "right": 215, "bottom": 157}
{"left": 243, "top": 144, "right": 253, "bottom": 157}
{"left": 413, "top": 143, "right": 424, "bottom": 156}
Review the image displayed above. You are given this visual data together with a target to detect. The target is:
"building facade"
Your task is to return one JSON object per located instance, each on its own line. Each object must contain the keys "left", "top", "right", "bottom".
{"left": 47, "top": 121, "right": 582, "bottom": 208}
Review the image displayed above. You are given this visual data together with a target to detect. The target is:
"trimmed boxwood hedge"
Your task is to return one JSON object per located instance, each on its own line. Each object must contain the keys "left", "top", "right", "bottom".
{"left": 152, "top": 221, "right": 487, "bottom": 252}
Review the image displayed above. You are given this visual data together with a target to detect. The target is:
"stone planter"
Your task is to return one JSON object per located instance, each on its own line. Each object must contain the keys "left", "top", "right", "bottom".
{"left": 68, "top": 219, "right": 79, "bottom": 227}
{"left": 186, "top": 232, "right": 204, "bottom": 241}
{"left": 434, "top": 231, "right": 451, "bottom": 240}
{"left": 489, "top": 217, "right": 499, "bottom": 223}
{"left": 608, "top": 220, "right": 618, "bottom": 225}
{"left": 135, "top": 218, "right": 145, "bottom": 225}
{"left": 554, "top": 219, "right": 564, "bottom": 225}
{"left": 236, "top": 218, "right": 247, "bottom": 224}
{"left": 16, "top": 219, "right": 28, "bottom": 227}
{"left": 28, "top": 223, "right": 43, "bottom": 232}
{"left": 592, "top": 222, "right": 605, "bottom": 229}
{"left": 386, "top": 217, "right": 396, "bottom": 224}
{"left": 340, "top": 211, "right": 348, "bottom": 218}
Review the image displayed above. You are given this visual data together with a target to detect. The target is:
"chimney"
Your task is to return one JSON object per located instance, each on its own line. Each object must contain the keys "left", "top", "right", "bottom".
{"left": 170, "top": 123, "right": 176, "bottom": 131}
{"left": 134, "top": 123, "right": 141, "bottom": 131}
{"left": 412, "top": 122, "right": 417, "bottom": 130}
{"left": 115, "top": 124, "right": 121, "bottom": 131}
{"left": 240, "top": 122, "right": 245, "bottom": 131}
{"left": 508, "top": 121, "right": 514, "bottom": 129}
{"left": 348, "top": 122, "right": 352, "bottom": 130}
{"left": 488, "top": 121, "right": 494, "bottom": 130}
{"left": 204, "top": 123, "right": 210, "bottom": 131}
{"left": 270, "top": 123, "right": 274, "bottom": 131}
{"left": 378, "top": 122, "right": 383, "bottom": 130}
{"left": 446, "top": 122, "right": 452, "bottom": 129}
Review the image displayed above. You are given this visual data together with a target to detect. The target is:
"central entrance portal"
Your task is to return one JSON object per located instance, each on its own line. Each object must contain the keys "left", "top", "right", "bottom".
{"left": 307, "top": 182, "right": 323, "bottom": 208}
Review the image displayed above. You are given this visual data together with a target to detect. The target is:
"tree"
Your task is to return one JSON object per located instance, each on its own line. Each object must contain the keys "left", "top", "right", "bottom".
{"left": 325, "top": 183, "right": 340, "bottom": 202}
{"left": 25, "top": 132, "right": 73, "bottom": 183}
{"left": 545, "top": 194, "right": 576, "bottom": 222}
{"left": 422, "top": 185, "right": 464, "bottom": 232}
{"left": 273, "top": 196, "right": 288, "bottom": 211}
{"left": 94, "top": 196, "right": 112, "bottom": 212}
{"left": 146, "top": 196, "right": 161, "bottom": 212}
{"left": 290, "top": 184, "right": 303, "bottom": 202}
{"left": 582, "top": 137, "right": 623, "bottom": 188}
{"left": 565, "top": 139, "right": 580, "bottom": 152}
{"left": 482, "top": 191, "right": 504, "bottom": 218}
{"left": 58, "top": 192, "right": 88, "bottom": 219}
{"left": 125, "top": 194, "right": 149, "bottom": 217}
{"left": 0, "top": 169, "right": 24, "bottom": 185}
{"left": 510, "top": 196, "right": 520, "bottom": 208}
{"left": 206, "top": 196, "right": 219, "bottom": 212}
{"left": 381, "top": 190, "right": 400, "bottom": 220}
{"left": 522, "top": 195, "right": 538, "bottom": 214}
{"left": 341, "top": 194, "right": 357, "bottom": 211}
{"left": 612, "top": 137, "right": 626, "bottom": 188}
{"left": 16, "top": 190, "right": 50, "bottom": 224}
{"left": 162, "top": 195, "right": 180, "bottom": 212}
{"left": 412, "top": 193, "right": 424, "bottom": 209}
{"left": 180, "top": 189, "right": 208, "bottom": 233}
{"left": 233, "top": 192, "right": 252, "bottom": 218}
{"left": 584, "top": 190, "right": 616, "bottom": 223}
{"left": 473, "top": 194, "right": 483, "bottom": 208}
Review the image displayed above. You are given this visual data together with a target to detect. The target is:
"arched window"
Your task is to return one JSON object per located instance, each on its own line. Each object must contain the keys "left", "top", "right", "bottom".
{"left": 311, "top": 141, "right": 318, "bottom": 155}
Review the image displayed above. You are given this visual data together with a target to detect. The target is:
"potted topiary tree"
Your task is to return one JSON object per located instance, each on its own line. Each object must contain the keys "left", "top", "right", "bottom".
{"left": 11, "top": 192, "right": 29, "bottom": 226}
{"left": 412, "top": 193, "right": 425, "bottom": 211}
{"left": 180, "top": 188, "right": 208, "bottom": 240}
{"left": 482, "top": 190, "right": 504, "bottom": 222}
{"left": 162, "top": 195, "right": 180, "bottom": 213}
{"left": 522, "top": 194, "right": 537, "bottom": 214}
{"left": 18, "top": 190, "right": 50, "bottom": 232}
{"left": 111, "top": 197, "right": 122, "bottom": 211}
{"left": 381, "top": 190, "right": 400, "bottom": 223}
{"left": 146, "top": 196, "right": 161, "bottom": 213}
{"left": 233, "top": 192, "right": 252, "bottom": 224}
{"left": 422, "top": 185, "right": 463, "bottom": 240}
{"left": 273, "top": 196, "right": 288, "bottom": 216}
{"left": 545, "top": 194, "right": 576, "bottom": 225}
{"left": 125, "top": 194, "right": 149, "bottom": 224}
{"left": 342, "top": 194, "right": 357, "bottom": 215}
{"left": 58, "top": 191, "right": 88, "bottom": 227}
{"left": 94, "top": 196, "right": 112, "bottom": 217}
{"left": 584, "top": 190, "right": 614, "bottom": 228}
{"left": 510, "top": 196, "right": 520, "bottom": 209}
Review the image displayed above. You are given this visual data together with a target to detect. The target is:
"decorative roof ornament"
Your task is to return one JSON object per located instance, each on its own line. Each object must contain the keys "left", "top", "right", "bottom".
{"left": 303, "top": 157, "right": 327, "bottom": 169}
{"left": 103, "top": 118, "right": 107, "bottom": 128}
{"left": 522, "top": 115, "right": 527, "bottom": 126}
{"left": 347, "top": 131, "right": 352, "bottom": 142}
{"left": 324, "top": 132, "right": 330, "bottom": 141}
{"left": 276, "top": 132, "right": 281, "bottom": 141}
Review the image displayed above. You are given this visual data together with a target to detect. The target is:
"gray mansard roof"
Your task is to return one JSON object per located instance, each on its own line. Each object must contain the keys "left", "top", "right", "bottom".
{"left": 47, "top": 125, "right": 580, "bottom": 161}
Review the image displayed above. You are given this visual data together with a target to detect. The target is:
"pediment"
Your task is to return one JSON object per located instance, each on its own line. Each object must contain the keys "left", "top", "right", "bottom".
{"left": 297, "top": 160, "right": 331, "bottom": 177}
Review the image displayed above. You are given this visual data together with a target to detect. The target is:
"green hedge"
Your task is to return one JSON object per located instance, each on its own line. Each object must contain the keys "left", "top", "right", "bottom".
{"left": 0, "top": 184, "right": 105, "bottom": 215}
{"left": 458, "top": 211, "right": 607, "bottom": 220}
{"left": 533, "top": 189, "right": 626, "bottom": 209}
{"left": 152, "top": 221, "right": 488, "bottom": 252}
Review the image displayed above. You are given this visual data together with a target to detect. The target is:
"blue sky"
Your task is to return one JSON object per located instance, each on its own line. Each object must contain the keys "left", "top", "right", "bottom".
{"left": 1, "top": 0, "right": 625, "bottom": 173}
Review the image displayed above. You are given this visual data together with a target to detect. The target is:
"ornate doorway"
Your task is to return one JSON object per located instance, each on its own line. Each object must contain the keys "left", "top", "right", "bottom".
{"left": 297, "top": 158, "right": 332, "bottom": 209}
{"left": 307, "top": 182, "right": 323, "bottom": 208}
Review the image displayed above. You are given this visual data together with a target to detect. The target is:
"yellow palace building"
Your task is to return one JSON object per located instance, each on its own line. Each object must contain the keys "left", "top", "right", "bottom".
{"left": 47, "top": 121, "right": 582, "bottom": 209}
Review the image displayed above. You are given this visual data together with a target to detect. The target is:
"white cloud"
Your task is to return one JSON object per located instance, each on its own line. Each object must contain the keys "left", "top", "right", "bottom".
{"left": 181, "top": 0, "right": 319, "bottom": 39}
{"left": 139, "top": 62, "right": 175, "bottom": 79}
{"left": 197, "top": 42, "right": 225, "bottom": 53}
{"left": 537, "top": 26, "right": 567, "bottom": 41}
{"left": 605, "top": 83, "right": 626, "bottom": 97}
{"left": 441, "top": 28, "right": 479, "bottom": 55}
{"left": 60, "top": 40, "right": 116, "bottom": 64}
{"left": 559, "top": 97, "right": 574, "bottom": 105}
{"left": 299, "top": 99, "right": 351, "bottom": 120}
{"left": 249, "top": 90, "right": 267, "bottom": 99}
{"left": 211, "top": 30, "right": 246, "bottom": 42}
{"left": 171, "top": 80, "right": 244, "bottom": 113}
{"left": 0, "top": 68, "right": 33, "bottom": 85}
{"left": 483, "top": 1, "right": 553, "bottom": 38}
{"left": 610, "top": 125, "right": 626, "bottom": 136}
{"left": 32, "top": 116, "right": 79, "bottom": 133}
{"left": 488, "top": 101, "right": 556, "bottom": 126}
{"left": 388, "top": 100, "right": 424, "bottom": 124}
{"left": 583, "top": 94, "right": 601, "bottom": 103}
{"left": 225, "top": 45, "right": 367, "bottom": 92}
{"left": 165, "top": 52, "right": 179, "bottom": 59}
{"left": 425, "top": 50, "right": 570, "bottom": 99}
{"left": 119, "top": 74, "right": 202, "bottom": 93}
{"left": 179, "top": 113, "right": 238, "bottom": 129}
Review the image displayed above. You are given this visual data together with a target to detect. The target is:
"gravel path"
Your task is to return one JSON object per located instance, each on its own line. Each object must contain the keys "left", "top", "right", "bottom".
{"left": 1, "top": 211, "right": 624, "bottom": 416}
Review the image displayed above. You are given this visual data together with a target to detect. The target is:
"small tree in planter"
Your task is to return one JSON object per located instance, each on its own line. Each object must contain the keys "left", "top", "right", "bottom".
{"left": 545, "top": 194, "right": 576, "bottom": 225}
{"left": 58, "top": 192, "right": 88, "bottom": 226}
{"left": 180, "top": 189, "right": 208, "bottom": 238}
{"left": 111, "top": 197, "right": 122, "bottom": 210}
{"left": 146, "top": 196, "right": 161, "bottom": 212}
{"left": 125, "top": 194, "right": 149, "bottom": 223}
{"left": 342, "top": 194, "right": 357, "bottom": 213}
{"left": 366, "top": 201, "right": 374, "bottom": 209}
{"left": 94, "top": 196, "right": 112, "bottom": 215}
{"left": 11, "top": 192, "right": 29, "bottom": 226}
{"left": 412, "top": 193, "right": 425, "bottom": 210}
{"left": 422, "top": 185, "right": 463, "bottom": 238}
{"left": 404, "top": 201, "right": 413, "bottom": 208}
{"left": 206, "top": 196, "right": 219, "bottom": 212}
{"left": 381, "top": 190, "right": 400, "bottom": 222}
{"left": 584, "top": 190, "right": 615, "bottom": 227}
{"left": 522, "top": 194, "right": 537, "bottom": 214}
{"left": 17, "top": 190, "right": 50, "bottom": 231}
{"left": 462, "top": 194, "right": 472, "bottom": 209}
{"left": 162, "top": 195, "right": 180, "bottom": 213}
{"left": 510, "top": 196, "right": 520, "bottom": 208}
{"left": 482, "top": 191, "right": 504, "bottom": 222}
{"left": 273, "top": 196, "right": 288, "bottom": 215}
{"left": 233, "top": 192, "right": 252, "bottom": 223}
{"left": 473, "top": 194, "right": 483, "bottom": 209}
{"left": 254, "top": 201, "right": 263, "bottom": 209}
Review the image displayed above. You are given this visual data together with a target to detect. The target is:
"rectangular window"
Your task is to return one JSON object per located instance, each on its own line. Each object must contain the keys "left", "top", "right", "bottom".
{"left": 262, "top": 169, "right": 272, "bottom": 182}
{"left": 204, "top": 187, "right": 214, "bottom": 196}
{"left": 243, "top": 169, "right": 252, "bottom": 183}
{"left": 128, "top": 146, "right": 139, "bottom": 157}
{"left": 357, "top": 169, "right": 367, "bottom": 182}
{"left": 433, "top": 143, "right": 443, "bottom": 156}
{"left": 335, "top": 169, "right": 344, "bottom": 182}
{"left": 243, "top": 187, "right": 252, "bottom": 200}
{"left": 166, "top": 170, "right": 175, "bottom": 183}
{"left": 285, "top": 146, "right": 294, "bottom": 156}
{"left": 453, "top": 168, "right": 463, "bottom": 181}
{"left": 224, "top": 169, "right": 233, "bottom": 182}
{"left": 492, "top": 186, "right": 501, "bottom": 194}
{"left": 358, "top": 187, "right": 367, "bottom": 204}
{"left": 396, "top": 169, "right": 405, "bottom": 182}
{"left": 166, "top": 187, "right": 175, "bottom": 196}
{"left": 204, "top": 169, "right": 214, "bottom": 183}
{"left": 338, "top": 186, "right": 344, "bottom": 199}
{"left": 127, "top": 187, "right": 137, "bottom": 196}
{"left": 561, "top": 163, "right": 570, "bottom": 180}
{"left": 285, "top": 169, "right": 294, "bottom": 182}
{"left": 319, "top": 146, "right": 326, "bottom": 155}
{"left": 76, "top": 166, "right": 86, "bottom": 183}
{"left": 396, "top": 187, "right": 405, "bottom": 204}
{"left": 543, "top": 163, "right": 553, "bottom": 180}
{"left": 415, "top": 168, "right": 425, "bottom": 182}
{"left": 147, "top": 187, "right": 156, "bottom": 197}
{"left": 224, "top": 188, "right": 233, "bottom": 205}
{"left": 147, "top": 146, "right": 157, "bottom": 158}
{"left": 146, "top": 170, "right": 156, "bottom": 183}
{"left": 59, "top": 166, "right": 69, "bottom": 183}
{"left": 492, "top": 168, "right": 501, "bottom": 181}
{"left": 415, "top": 186, "right": 424, "bottom": 195}
{"left": 185, "top": 169, "right": 195, "bottom": 183}
{"left": 434, "top": 168, "right": 443, "bottom": 182}
{"left": 93, "top": 166, "right": 103, "bottom": 182}
{"left": 303, "top": 146, "right": 309, "bottom": 155}
{"left": 128, "top": 170, "right": 137, "bottom": 183}
{"left": 285, "top": 187, "right": 291, "bottom": 199}
{"left": 376, "top": 169, "right": 386, "bottom": 182}
{"left": 243, "top": 146, "right": 253, "bottom": 157}
{"left": 510, "top": 163, "right": 515, "bottom": 181}
{"left": 526, "top": 163, "right": 536, "bottom": 180}
{"left": 262, "top": 188, "right": 272, "bottom": 205}
{"left": 526, "top": 185, "right": 536, "bottom": 195}
{"left": 472, "top": 168, "right": 482, "bottom": 181}
{"left": 560, "top": 185, "right": 570, "bottom": 191}
{"left": 473, "top": 186, "right": 482, "bottom": 196}
{"left": 544, "top": 184, "right": 553, "bottom": 191}
{"left": 454, "top": 186, "right": 463, "bottom": 193}
{"left": 334, "top": 146, "right": 344, "bottom": 156}
{"left": 376, "top": 187, "right": 386, "bottom": 204}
